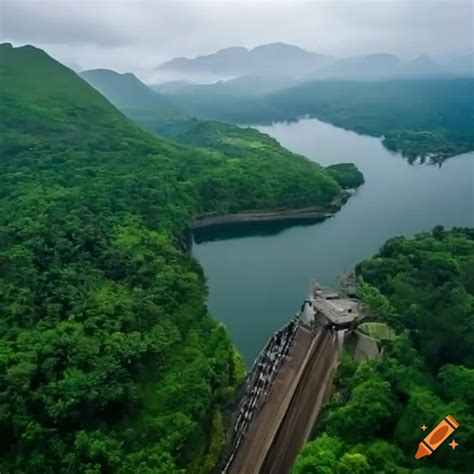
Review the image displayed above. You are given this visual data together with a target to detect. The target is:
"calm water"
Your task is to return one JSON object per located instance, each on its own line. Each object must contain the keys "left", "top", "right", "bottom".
{"left": 193, "top": 118, "right": 474, "bottom": 365}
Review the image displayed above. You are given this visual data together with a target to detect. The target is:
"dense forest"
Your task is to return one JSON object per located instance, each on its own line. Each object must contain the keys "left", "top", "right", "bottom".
{"left": 161, "top": 78, "right": 474, "bottom": 162}
{"left": 0, "top": 43, "right": 363, "bottom": 473}
{"left": 293, "top": 228, "right": 474, "bottom": 473}
{"left": 174, "top": 120, "right": 364, "bottom": 196}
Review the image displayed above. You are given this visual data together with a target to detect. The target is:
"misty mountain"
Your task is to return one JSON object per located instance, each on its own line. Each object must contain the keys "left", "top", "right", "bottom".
{"left": 158, "top": 44, "right": 473, "bottom": 82}
{"left": 153, "top": 74, "right": 298, "bottom": 96}
{"left": 157, "top": 43, "right": 332, "bottom": 77}
{"left": 307, "top": 53, "right": 464, "bottom": 80}
{"left": 403, "top": 54, "right": 446, "bottom": 77}
{"left": 309, "top": 53, "right": 402, "bottom": 79}
{"left": 80, "top": 68, "right": 182, "bottom": 119}
{"left": 447, "top": 52, "right": 474, "bottom": 77}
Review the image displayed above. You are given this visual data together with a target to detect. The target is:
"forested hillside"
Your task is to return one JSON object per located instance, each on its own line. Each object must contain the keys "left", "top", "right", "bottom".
{"left": 293, "top": 228, "right": 474, "bottom": 473}
{"left": 80, "top": 68, "right": 182, "bottom": 118}
{"left": 0, "top": 43, "right": 360, "bottom": 473}
{"left": 266, "top": 80, "right": 474, "bottom": 162}
{"left": 162, "top": 78, "right": 474, "bottom": 162}
{"left": 174, "top": 121, "right": 364, "bottom": 195}
{"left": 80, "top": 68, "right": 188, "bottom": 136}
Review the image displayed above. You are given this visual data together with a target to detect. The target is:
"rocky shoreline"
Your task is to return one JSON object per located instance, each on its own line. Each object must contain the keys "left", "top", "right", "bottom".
{"left": 190, "top": 207, "right": 334, "bottom": 230}
{"left": 191, "top": 189, "right": 355, "bottom": 231}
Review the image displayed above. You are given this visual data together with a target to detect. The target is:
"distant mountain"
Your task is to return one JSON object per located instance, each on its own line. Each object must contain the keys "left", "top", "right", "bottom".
{"left": 161, "top": 46, "right": 248, "bottom": 74}
{"left": 219, "top": 74, "right": 300, "bottom": 94}
{"left": 307, "top": 53, "right": 457, "bottom": 80}
{"left": 403, "top": 54, "right": 446, "bottom": 77}
{"left": 80, "top": 68, "right": 182, "bottom": 119}
{"left": 447, "top": 52, "right": 474, "bottom": 77}
{"left": 157, "top": 44, "right": 470, "bottom": 83}
{"left": 310, "top": 53, "right": 402, "bottom": 79}
{"left": 153, "top": 74, "right": 298, "bottom": 96}
{"left": 157, "top": 43, "right": 332, "bottom": 78}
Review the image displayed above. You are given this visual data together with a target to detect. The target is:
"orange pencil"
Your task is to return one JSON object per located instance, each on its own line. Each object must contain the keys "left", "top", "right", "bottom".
{"left": 415, "top": 415, "right": 460, "bottom": 459}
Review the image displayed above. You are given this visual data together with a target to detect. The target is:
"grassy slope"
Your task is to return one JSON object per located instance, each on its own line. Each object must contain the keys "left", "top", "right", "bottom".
{"left": 1, "top": 45, "right": 137, "bottom": 153}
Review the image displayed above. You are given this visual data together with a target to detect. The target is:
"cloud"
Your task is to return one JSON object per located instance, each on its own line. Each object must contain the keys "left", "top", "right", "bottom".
{"left": 0, "top": 0, "right": 472, "bottom": 76}
{"left": 1, "top": 0, "right": 131, "bottom": 47}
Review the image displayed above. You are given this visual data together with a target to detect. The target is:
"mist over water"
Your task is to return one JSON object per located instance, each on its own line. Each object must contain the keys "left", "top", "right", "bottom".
{"left": 193, "top": 118, "right": 474, "bottom": 365}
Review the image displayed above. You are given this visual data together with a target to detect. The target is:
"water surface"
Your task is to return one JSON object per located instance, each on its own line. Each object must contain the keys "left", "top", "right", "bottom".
{"left": 193, "top": 119, "right": 474, "bottom": 365}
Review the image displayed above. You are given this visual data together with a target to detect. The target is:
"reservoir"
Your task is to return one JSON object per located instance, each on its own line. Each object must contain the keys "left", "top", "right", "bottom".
{"left": 192, "top": 118, "right": 474, "bottom": 365}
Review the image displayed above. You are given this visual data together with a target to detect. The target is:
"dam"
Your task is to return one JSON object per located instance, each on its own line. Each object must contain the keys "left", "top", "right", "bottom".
{"left": 222, "top": 283, "right": 364, "bottom": 474}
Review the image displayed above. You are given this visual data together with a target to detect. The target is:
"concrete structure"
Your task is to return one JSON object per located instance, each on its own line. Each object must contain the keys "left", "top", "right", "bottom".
{"left": 300, "top": 299, "right": 316, "bottom": 326}
{"left": 221, "top": 282, "right": 364, "bottom": 474}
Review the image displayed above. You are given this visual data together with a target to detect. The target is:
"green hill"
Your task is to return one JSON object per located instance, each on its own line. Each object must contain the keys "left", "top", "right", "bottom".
{"left": 1, "top": 44, "right": 134, "bottom": 155}
{"left": 80, "top": 68, "right": 182, "bottom": 117}
{"left": 0, "top": 43, "right": 361, "bottom": 473}
{"left": 80, "top": 68, "right": 188, "bottom": 137}
{"left": 173, "top": 119, "right": 346, "bottom": 213}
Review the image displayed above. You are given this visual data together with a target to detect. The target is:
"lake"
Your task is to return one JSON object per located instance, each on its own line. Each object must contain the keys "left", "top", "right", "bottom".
{"left": 193, "top": 118, "right": 474, "bottom": 365}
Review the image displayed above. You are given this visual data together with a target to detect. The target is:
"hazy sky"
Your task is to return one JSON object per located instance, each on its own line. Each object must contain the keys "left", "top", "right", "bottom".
{"left": 1, "top": 0, "right": 472, "bottom": 78}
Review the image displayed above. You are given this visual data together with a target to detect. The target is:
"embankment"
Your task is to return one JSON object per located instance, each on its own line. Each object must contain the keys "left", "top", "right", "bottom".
{"left": 191, "top": 189, "right": 355, "bottom": 232}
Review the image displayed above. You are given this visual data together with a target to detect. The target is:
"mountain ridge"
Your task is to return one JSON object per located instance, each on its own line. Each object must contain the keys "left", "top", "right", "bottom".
{"left": 158, "top": 42, "right": 332, "bottom": 77}
{"left": 80, "top": 67, "right": 182, "bottom": 119}
{"left": 157, "top": 43, "right": 473, "bottom": 80}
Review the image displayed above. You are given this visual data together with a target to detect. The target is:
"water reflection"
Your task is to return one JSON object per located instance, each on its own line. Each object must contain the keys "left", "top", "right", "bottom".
{"left": 193, "top": 217, "right": 326, "bottom": 243}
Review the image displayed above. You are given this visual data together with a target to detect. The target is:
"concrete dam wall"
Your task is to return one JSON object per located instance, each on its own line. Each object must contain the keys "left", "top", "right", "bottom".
{"left": 222, "top": 284, "right": 363, "bottom": 474}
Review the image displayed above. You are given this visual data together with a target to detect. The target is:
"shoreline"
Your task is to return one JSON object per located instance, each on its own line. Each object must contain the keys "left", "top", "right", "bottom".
{"left": 190, "top": 189, "right": 355, "bottom": 231}
{"left": 190, "top": 206, "right": 336, "bottom": 230}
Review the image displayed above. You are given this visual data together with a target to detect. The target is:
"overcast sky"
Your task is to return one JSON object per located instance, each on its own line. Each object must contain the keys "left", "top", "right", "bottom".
{"left": 1, "top": 0, "right": 472, "bottom": 79}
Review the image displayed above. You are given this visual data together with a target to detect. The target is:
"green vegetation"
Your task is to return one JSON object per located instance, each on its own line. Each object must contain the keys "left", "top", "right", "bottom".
{"left": 79, "top": 68, "right": 193, "bottom": 138}
{"left": 82, "top": 64, "right": 474, "bottom": 164}
{"left": 325, "top": 163, "right": 365, "bottom": 189}
{"left": 0, "top": 43, "right": 361, "bottom": 473}
{"left": 293, "top": 228, "right": 474, "bottom": 473}
{"left": 358, "top": 322, "right": 395, "bottom": 341}
{"left": 268, "top": 79, "right": 474, "bottom": 163}
{"left": 163, "top": 78, "right": 474, "bottom": 162}
{"left": 80, "top": 68, "right": 183, "bottom": 119}
{"left": 173, "top": 120, "right": 360, "bottom": 212}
